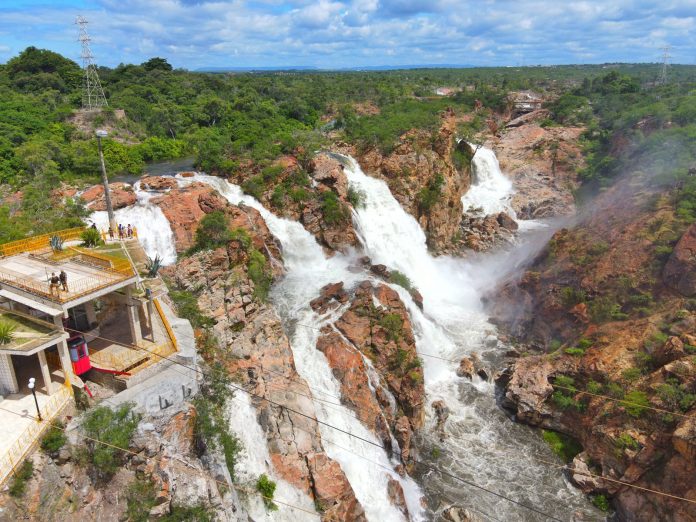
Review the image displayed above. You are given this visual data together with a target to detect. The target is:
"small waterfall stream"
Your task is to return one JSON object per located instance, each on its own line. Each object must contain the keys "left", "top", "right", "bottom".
{"left": 89, "top": 181, "right": 178, "bottom": 264}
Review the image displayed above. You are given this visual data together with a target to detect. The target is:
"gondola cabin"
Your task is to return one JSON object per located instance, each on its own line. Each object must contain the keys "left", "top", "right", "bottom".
{"left": 68, "top": 335, "right": 91, "bottom": 375}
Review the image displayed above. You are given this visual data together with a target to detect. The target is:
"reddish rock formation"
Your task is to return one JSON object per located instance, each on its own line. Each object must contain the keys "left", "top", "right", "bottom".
{"left": 140, "top": 176, "right": 178, "bottom": 191}
{"left": 341, "top": 108, "right": 471, "bottom": 252}
{"left": 80, "top": 182, "right": 137, "bottom": 210}
{"left": 664, "top": 223, "right": 696, "bottom": 296}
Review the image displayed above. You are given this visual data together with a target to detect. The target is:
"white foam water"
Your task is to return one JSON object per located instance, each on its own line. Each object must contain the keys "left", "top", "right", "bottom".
{"left": 90, "top": 182, "right": 177, "bottom": 265}
{"left": 461, "top": 146, "right": 515, "bottom": 217}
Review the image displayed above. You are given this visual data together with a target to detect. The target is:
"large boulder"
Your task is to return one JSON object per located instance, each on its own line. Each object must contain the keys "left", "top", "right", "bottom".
{"left": 664, "top": 223, "right": 696, "bottom": 296}
{"left": 80, "top": 182, "right": 137, "bottom": 210}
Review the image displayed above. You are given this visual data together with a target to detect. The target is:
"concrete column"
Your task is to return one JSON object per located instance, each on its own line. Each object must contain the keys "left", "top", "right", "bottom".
{"left": 126, "top": 285, "right": 143, "bottom": 346}
{"left": 0, "top": 353, "right": 19, "bottom": 395}
{"left": 53, "top": 315, "right": 74, "bottom": 388}
{"left": 37, "top": 350, "right": 55, "bottom": 395}
{"left": 85, "top": 300, "right": 98, "bottom": 328}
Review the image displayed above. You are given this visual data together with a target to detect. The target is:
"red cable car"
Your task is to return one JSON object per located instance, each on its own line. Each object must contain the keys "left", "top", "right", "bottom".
{"left": 68, "top": 335, "right": 92, "bottom": 375}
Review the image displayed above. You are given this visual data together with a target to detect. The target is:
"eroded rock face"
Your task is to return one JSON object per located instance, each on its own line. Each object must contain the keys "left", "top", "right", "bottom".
{"left": 140, "top": 175, "right": 178, "bottom": 191}
{"left": 345, "top": 108, "right": 471, "bottom": 252}
{"left": 664, "top": 223, "right": 696, "bottom": 296}
{"left": 80, "top": 182, "right": 137, "bottom": 210}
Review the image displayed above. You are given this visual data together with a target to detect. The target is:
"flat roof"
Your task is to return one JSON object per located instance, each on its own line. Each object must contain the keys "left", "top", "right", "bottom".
{"left": 0, "top": 250, "right": 136, "bottom": 309}
{"left": 0, "top": 308, "right": 67, "bottom": 355}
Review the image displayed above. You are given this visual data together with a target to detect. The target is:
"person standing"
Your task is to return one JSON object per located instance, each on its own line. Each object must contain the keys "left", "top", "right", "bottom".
{"left": 59, "top": 270, "right": 68, "bottom": 292}
{"left": 49, "top": 272, "right": 60, "bottom": 296}
{"left": 127, "top": 224, "right": 133, "bottom": 238}
{"left": 118, "top": 224, "right": 124, "bottom": 240}
{"left": 108, "top": 226, "right": 114, "bottom": 240}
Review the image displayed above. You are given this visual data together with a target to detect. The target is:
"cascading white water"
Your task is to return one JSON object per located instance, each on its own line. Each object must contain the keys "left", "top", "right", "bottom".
{"left": 185, "top": 174, "right": 424, "bottom": 522}
{"left": 341, "top": 156, "right": 602, "bottom": 521}
{"left": 90, "top": 182, "right": 178, "bottom": 265}
{"left": 461, "top": 146, "right": 514, "bottom": 216}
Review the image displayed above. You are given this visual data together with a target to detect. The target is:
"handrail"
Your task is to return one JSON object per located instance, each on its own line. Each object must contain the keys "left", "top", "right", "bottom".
{"left": 0, "top": 228, "right": 85, "bottom": 258}
{"left": 154, "top": 298, "right": 178, "bottom": 351}
{"left": 0, "top": 385, "right": 71, "bottom": 487}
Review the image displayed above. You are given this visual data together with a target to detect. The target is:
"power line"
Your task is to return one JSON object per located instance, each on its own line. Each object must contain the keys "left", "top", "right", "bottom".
{"left": 65, "top": 325, "right": 696, "bottom": 509}
{"left": 76, "top": 16, "right": 108, "bottom": 110}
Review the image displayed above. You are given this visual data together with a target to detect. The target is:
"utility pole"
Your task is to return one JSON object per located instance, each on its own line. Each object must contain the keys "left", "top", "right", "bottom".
{"left": 659, "top": 46, "right": 671, "bottom": 85}
{"left": 96, "top": 129, "right": 117, "bottom": 232}
{"left": 76, "top": 16, "right": 108, "bottom": 110}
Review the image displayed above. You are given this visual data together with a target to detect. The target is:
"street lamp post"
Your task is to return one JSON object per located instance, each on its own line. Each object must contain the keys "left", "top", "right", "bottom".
{"left": 28, "top": 378, "right": 42, "bottom": 422}
{"left": 96, "top": 129, "right": 118, "bottom": 232}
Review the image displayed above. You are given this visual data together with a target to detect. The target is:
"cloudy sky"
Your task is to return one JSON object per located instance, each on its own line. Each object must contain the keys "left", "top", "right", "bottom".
{"left": 0, "top": 0, "right": 694, "bottom": 69}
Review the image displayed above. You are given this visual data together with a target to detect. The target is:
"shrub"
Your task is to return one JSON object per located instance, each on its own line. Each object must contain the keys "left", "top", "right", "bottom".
{"left": 590, "top": 297, "right": 628, "bottom": 323}
{"left": 587, "top": 380, "right": 603, "bottom": 394}
{"left": 40, "top": 421, "right": 67, "bottom": 453}
{"left": 564, "top": 347, "right": 585, "bottom": 356}
{"left": 9, "top": 459, "right": 33, "bottom": 497}
{"left": 256, "top": 474, "right": 278, "bottom": 511}
{"left": 417, "top": 174, "right": 444, "bottom": 213}
{"left": 248, "top": 249, "right": 272, "bottom": 301}
{"left": 320, "top": 190, "right": 349, "bottom": 225}
{"left": 615, "top": 433, "right": 639, "bottom": 451}
{"left": 347, "top": 186, "right": 366, "bottom": 209}
{"left": 229, "top": 227, "right": 252, "bottom": 251}
{"left": 379, "top": 313, "right": 403, "bottom": 342}
{"left": 82, "top": 403, "right": 141, "bottom": 477}
{"left": 169, "top": 290, "right": 214, "bottom": 328}
{"left": 591, "top": 494, "right": 611, "bottom": 512}
{"left": 193, "top": 211, "right": 231, "bottom": 251}
{"left": 542, "top": 430, "right": 582, "bottom": 462}
{"left": 389, "top": 270, "right": 413, "bottom": 292}
{"left": 624, "top": 390, "right": 650, "bottom": 418}
{"left": 560, "top": 287, "right": 586, "bottom": 307}
{"left": 80, "top": 227, "right": 102, "bottom": 247}
{"left": 621, "top": 368, "right": 642, "bottom": 383}
{"left": 0, "top": 320, "right": 16, "bottom": 344}
{"left": 126, "top": 476, "right": 157, "bottom": 522}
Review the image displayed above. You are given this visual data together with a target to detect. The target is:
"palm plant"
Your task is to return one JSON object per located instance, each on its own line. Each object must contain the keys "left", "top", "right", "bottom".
{"left": 0, "top": 321, "right": 16, "bottom": 345}
{"left": 49, "top": 235, "right": 64, "bottom": 252}
{"left": 145, "top": 254, "right": 163, "bottom": 278}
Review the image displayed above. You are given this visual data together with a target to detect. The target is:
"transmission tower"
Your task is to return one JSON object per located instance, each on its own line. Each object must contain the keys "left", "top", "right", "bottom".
{"left": 76, "top": 16, "right": 108, "bottom": 110}
{"left": 659, "top": 45, "right": 671, "bottom": 85}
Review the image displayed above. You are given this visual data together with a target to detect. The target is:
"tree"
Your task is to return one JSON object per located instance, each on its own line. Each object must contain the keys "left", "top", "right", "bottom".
{"left": 142, "top": 57, "right": 173, "bottom": 72}
{"left": 193, "top": 211, "right": 231, "bottom": 251}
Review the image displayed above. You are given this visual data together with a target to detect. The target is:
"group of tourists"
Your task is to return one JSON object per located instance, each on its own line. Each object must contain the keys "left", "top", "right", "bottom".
{"left": 106, "top": 223, "right": 134, "bottom": 240}
{"left": 48, "top": 270, "right": 68, "bottom": 296}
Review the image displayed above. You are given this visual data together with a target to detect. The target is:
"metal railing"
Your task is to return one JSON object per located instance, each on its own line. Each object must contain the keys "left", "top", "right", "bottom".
{"left": 0, "top": 247, "right": 136, "bottom": 304}
{"left": 154, "top": 298, "right": 178, "bottom": 351}
{"left": 0, "top": 228, "right": 85, "bottom": 258}
{"left": 0, "top": 385, "right": 72, "bottom": 487}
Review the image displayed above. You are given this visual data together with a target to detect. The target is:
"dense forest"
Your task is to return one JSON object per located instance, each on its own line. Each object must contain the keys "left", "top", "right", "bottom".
{"left": 1, "top": 45, "right": 696, "bottom": 242}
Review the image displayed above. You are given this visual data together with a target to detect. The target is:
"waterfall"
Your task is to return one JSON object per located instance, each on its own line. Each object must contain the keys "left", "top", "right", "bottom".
{"left": 340, "top": 157, "right": 602, "bottom": 521}
{"left": 461, "top": 146, "right": 514, "bottom": 217}
{"left": 89, "top": 182, "right": 178, "bottom": 265}
{"left": 186, "top": 173, "right": 424, "bottom": 522}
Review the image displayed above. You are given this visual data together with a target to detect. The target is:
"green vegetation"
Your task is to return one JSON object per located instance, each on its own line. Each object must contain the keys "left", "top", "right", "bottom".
{"left": 192, "top": 210, "right": 231, "bottom": 252}
{"left": 623, "top": 390, "right": 650, "bottom": 418}
{"left": 256, "top": 473, "right": 278, "bottom": 511}
{"left": 81, "top": 403, "right": 141, "bottom": 477}
{"left": 247, "top": 249, "right": 273, "bottom": 301}
{"left": 615, "top": 433, "right": 640, "bottom": 452}
{"left": 169, "top": 289, "right": 215, "bottom": 328}
{"left": 347, "top": 186, "right": 366, "bottom": 208}
{"left": 80, "top": 227, "right": 103, "bottom": 247}
{"left": 0, "top": 320, "right": 17, "bottom": 344}
{"left": 193, "top": 363, "right": 242, "bottom": 482}
{"left": 126, "top": 476, "right": 158, "bottom": 522}
{"left": 541, "top": 430, "right": 582, "bottom": 462}
{"left": 551, "top": 375, "right": 583, "bottom": 411}
{"left": 9, "top": 459, "right": 34, "bottom": 497}
{"left": 389, "top": 270, "right": 414, "bottom": 292}
{"left": 161, "top": 505, "right": 214, "bottom": 522}
{"left": 417, "top": 174, "right": 444, "bottom": 213}
{"left": 379, "top": 313, "right": 404, "bottom": 342}
{"left": 320, "top": 190, "right": 349, "bottom": 225}
{"left": 591, "top": 494, "right": 611, "bottom": 512}
{"left": 40, "top": 421, "right": 67, "bottom": 454}
{"left": 656, "top": 378, "right": 696, "bottom": 413}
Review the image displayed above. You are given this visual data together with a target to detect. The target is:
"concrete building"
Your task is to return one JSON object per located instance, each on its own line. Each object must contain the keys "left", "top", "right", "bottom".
{"left": 0, "top": 228, "right": 182, "bottom": 485}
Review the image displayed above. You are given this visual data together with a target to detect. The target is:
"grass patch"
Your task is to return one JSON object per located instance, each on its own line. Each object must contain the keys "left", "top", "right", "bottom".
{"left": 256, "top": 473, "right": 278, "bottom": 511}
{"left": 542, "top": 430, "right": 582, "bottom": 463}
{"left": 9, "top": 459, "right": 33, "bottom": 497}
{"left": 388, "top": 270, "right": 414, "bottom": 292}
{"left": 40, "top": 420, "right": 67, "bottom": 454}
{"left": 126, "top": 476, "right": 157, "bottom": 522}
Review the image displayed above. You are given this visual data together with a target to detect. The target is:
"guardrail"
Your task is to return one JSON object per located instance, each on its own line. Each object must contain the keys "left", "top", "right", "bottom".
{"left": 0, "top": 247, "right": 136, "bottom": 304}
{"left": 0, "top": 228, "right": 85, "bottom": 258}
{"left": 154, "top": 298, "right": 178, "bottom": 351}
{"left": 0, "top": 385, "right": 72, "bottom": 487}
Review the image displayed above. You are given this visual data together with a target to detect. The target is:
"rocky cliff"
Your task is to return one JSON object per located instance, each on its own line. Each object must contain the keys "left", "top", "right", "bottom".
{"left": 492, "top": 172, "right": 696, "bottom": 521}
{"left": 343, "top": 108, "right": 471, "bottom": 253}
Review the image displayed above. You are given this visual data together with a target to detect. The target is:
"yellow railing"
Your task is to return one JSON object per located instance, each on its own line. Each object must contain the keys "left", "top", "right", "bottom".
{"left": 0, "top": 385, "right": 72, "bottom": 487}
{"left": 0, "top": 228, "right": 85, "bottom": 258}
{"left": 154, "top": 298, "right": 178, "bottom": 351}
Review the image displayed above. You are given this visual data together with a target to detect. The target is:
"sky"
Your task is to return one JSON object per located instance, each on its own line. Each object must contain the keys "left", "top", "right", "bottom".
{"left": 0, "top": 0, "right": 694, "bottom": 69}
